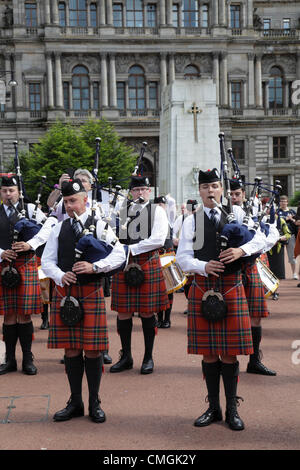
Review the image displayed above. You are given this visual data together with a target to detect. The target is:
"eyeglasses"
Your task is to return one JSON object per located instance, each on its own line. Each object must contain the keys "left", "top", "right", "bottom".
{"left": 131, "top": 187, "right": 149, "bottom": 192}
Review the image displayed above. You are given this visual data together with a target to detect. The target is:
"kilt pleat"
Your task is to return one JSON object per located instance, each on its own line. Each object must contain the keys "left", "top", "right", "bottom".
{"left": 187, "top": 273, "right": 253, "bottom": 356}
{"left": 111, "top": 250, "right": 169, "bottom": 314}
{"left": 242, "top": 261, "right": 269, "bottom": 318}
{"left": 0, "top": 253, "right": 43, "bottom": 316}
{"left": 48, "top": 282, "right": 108, "bottom": 351}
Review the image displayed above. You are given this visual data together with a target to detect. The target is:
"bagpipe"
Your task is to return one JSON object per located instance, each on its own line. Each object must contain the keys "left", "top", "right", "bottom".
{"left": 1, "top": 142, "right": 48, "bottom": 288}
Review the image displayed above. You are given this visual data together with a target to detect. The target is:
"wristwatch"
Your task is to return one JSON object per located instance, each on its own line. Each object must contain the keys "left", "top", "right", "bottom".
{"left": 92, "top": 263, "right": 99, "bottom": 273}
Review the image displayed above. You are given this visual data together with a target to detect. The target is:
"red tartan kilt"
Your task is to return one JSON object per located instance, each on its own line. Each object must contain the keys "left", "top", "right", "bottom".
{"left": 187, "top": 273, "right": 253, "bottom": 356}
{"left": 111, "top": 250, "right": 169, "bottom": 314}
{"left": 48, "top": 282, "right": 108, "bottom": 351}
{"left": 0, "top": 252, "right": 43, "bottom": 316}
{"left": 242, "top": 262, "right": 269, "bottom": 318}
{"left": 260, "top": 252, "right": 270, "bottom": 267}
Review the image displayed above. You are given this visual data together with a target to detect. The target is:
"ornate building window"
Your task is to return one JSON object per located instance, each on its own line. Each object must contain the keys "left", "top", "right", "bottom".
{"left": 113, "top": 4, "right": 123, "bottom": 27}
{"left": 69, "top": 0, "right": 87, "bottom": 27}
{"left": 273, "top": 137, "right": 287, "bottom": 159}
{"left": 182, "top": 0, "right": 198, "bottom": 27}
{"left": 201, "top": 4, "right": 209, "bottom": 27}
{"left": 231, "top": 82, "right": 242, "bottom": 108}
{"left": 269, "top": 67, "right": 283, "bottom": 109}
{"left": 59, "top": 2, "right": 66, "bottom": 26}
{"left": 63, "top": 82, "right": 70, "bottom": 109}
{"left": 149, "top": 82, "right": 158, "bottom": 109}
{"left": 25, "top": 2, "right": 37, "bottom": 27}
{"left": 90, "top": 3, "right": 97, "bottom": 27}
{"left": 128, "top": 65, "right": 145, "bottom": 110}
{"left": 92, "top": 82, "right": 99, "bottom": 110}
{"left": 230, "top": 4, "right": 241, "bottom": 28}
{"left": 232, "top": 140, "right": 245, "bottom": 163}
{"left": 126, "top": 0, "right": 143, "bottom": 27}
{"left": 29, "top": 83, "right": 41, "bottom": 111}
{"left": 184, "top": 64, "right": 200, "bottom": 79}
{"left": 117, "top": 82, "right": 126, "bottom": 110}
{"left": 72, "top": 65, "right": 89, "bottom": 110}
{"left": 147, "top": 4, "right": 157, "bottom": 27}
{"left": 173, "top": 4, "right": 179, "bottom": 27}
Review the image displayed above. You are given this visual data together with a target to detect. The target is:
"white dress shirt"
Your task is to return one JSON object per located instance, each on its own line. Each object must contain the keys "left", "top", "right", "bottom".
{"left": 0, "top": 202, "right": 49, "bottom": 261}
{"left": 129, "top": 201, "right": 169, "bottom": 257}
{"left": 176, "top": 204, "right": 268, "bottom": 277}
{"left": 41, "top": 210, "right": 126, "bottom": 287}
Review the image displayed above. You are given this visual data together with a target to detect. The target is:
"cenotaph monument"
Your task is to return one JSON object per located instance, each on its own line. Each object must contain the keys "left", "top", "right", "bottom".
{"left": 159, "top": 79, "right": 220, "bottom": 205}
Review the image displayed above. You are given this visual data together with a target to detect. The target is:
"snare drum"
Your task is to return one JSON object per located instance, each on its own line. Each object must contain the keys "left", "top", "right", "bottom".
{"left": 38, "top": 266, "right": 51, "bottom": 304}
{"left": 256, "top": 258, "right": 279, "bottom": 298}
{"left": 159, "top": 252, "right": 187, "bottom": 294}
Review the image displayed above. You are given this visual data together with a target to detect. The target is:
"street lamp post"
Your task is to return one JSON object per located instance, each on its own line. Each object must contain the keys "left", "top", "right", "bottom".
{"left": 0, "top": 70, "right": 17, "bottom": 105}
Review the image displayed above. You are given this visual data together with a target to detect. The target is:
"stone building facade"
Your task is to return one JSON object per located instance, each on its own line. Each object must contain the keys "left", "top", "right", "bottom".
{"left": 0, "top": 0, "right": 300, "bottom": 196}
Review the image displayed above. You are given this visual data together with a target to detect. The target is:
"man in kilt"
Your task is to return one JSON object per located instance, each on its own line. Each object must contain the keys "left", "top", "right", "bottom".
{"left": 110, "top": 175, "right": 169, "bottom": 375}
{"left": 230, "top": 179, "right": 279, "bottom": 376}
{"left": 41, "top": 179, "right": 126, "bottom": 422}
{"left": 0, "top": 176, "right": 49, "bottom": 375}
{"left": 177, "top": 169, "right": 268, "bottom": 431}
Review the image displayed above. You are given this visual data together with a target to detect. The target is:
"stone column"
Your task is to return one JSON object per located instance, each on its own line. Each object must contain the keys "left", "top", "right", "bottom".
{"left": 284, "top": 81, "right": 290, "bottom": 108}
{"left": 168, "top": 54, "right": 175, "bottom": 84}
{"left": 212, "top": 0, "right": 218, "bottom": 26}
{"left": 99, "top": 0, "right": 106, "bottom": 25}
{"left": 52, "top": 0, "right": 59, "bottom": 25}
{"left": 45, "top": 0, "right": 51, "bottom": 24}
{"left": 106, "top": 0, "right": 113, "bottom": 26}
{"left": 4, "top": 54, "right": 13, "bottom": 111}
{"left": 100, "top": 53, "right": 108, "bottom": 107}
{"left": 247, "top": 0, "right": 253, "bottom": 28}
{"left": 248, "top": 53, "right": 255, "bottom": 107}
{"left": 160, "top": 53, "right": 167, "bottom": 90}
{"left": 255, "top": 54, "right": 263, "bottom": 107}
{"left": 109, "top": 54, "right": 117, "bottom": 107}
{"left": 54, "top": 53, "right": 63, "bottom": 108}
{"left": 160, "top": 0, "right": 166, "bottom": 26}
{"left": 220, "top": 52, "right": 228, "bottom": 106}
{"left": 219, "top": 0, "right": 226, "bottom": 26}
{"left": 14, "top": 53, "right": 23, "bottom": 109}
{"left": 166, "top": 0, "right": 173, "bottom": 26}
{"left": 46, "top": 53, "right": 54, "bottom": 108}
{"left": 212, "top": 52, "right": 219, "bottom": 105}
{"left": 243, "top": 80, "right": 247, "bottom": 108}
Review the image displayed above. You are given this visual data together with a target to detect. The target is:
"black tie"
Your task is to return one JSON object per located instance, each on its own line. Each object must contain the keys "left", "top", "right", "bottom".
{"left": 209, "top": 209, "right": 219, "bottom": 228}
{"left": 72, "top": 218, "right": 82, "bottom": 238}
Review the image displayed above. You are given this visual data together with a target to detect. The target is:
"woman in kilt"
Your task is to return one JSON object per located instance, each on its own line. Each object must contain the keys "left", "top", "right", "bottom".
{"left": 177, "top": 169, "right": 267, "bottom": 431}
{"left": 0, "top": 176, "right": 50, "bottom": 376}
{"left": 110, "top": 175, "right": 169, "bottom": 375}
{"left": 41, "top": 179, "right": 126, "bottom": 423}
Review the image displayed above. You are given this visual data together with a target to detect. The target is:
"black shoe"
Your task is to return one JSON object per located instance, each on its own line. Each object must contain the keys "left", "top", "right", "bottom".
{"left": 40, "top": 318, "right": 49, "bottom": 330}
{"left": 246, "top": 361, "right": 276, "bottom": 376}
{"left": 22, "top": 353, "right": 37, "bottom": 375}
{"left": 110, "top": 350, "right": 133, "bottom": 373}
{"left": 103, "top": 352, "right": 112, "bottom": 364}
{"left": 183, "top": 309, "right": 188, "bottom": 315}
{"left": 89, "top": 398, "right": 106, "bottom": 423}
{"left": 225, "top": 397, "right": 244, "bottom": 431}
{"left": 53, "top": 398, "right": 84, "bottom": 422}
{"left": 0, "top": 359, "right": 17, "bottom": 375}
{"left": 140, "top": 358, "right": 154, "bottom": 375}
{"left": 272, "top": 293, "right": 279, "bottom": 300}
{"left": 161, "top": 320, "right": 171, "bottom": 328}
{"left": 194, "top": 407, "right": 222, "bottom": 427}
{"left": 156, "top": 320, "right": 163, "bottom": 328}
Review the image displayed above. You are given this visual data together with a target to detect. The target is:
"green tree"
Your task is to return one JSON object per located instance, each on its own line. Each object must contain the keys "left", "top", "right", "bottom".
{"left": 18, "top": 119, "right": 137, "bottom": 206}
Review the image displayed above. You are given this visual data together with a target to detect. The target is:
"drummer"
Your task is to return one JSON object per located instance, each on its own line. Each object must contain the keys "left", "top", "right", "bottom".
{"left": 230, "top": 178, "right": 279, "bottom": 376}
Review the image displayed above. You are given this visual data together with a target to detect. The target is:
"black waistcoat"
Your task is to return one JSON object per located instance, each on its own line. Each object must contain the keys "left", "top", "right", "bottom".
{"left": 0, "top": 203, "right": 29, "bottom": 249}
{"left": 193, "top": 207, "right": 242, "bottom": 275}
{"left": 117, "top": 202, "right": 157, "bottom": 246}
{"left": 58, "top": 216, "right": 101, "bottom": 285}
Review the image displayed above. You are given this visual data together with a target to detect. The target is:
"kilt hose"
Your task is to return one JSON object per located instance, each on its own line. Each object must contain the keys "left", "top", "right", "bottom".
{"left": 187, "top": 273, "right": 253, "bottom": 356}
{"left": 111, "top": 250, "right": 169, "bottom": 315}
{"left": 241, "top": 261, "right": 269, "bottom": 318}
{"left": 48, "top": 281, "right": 108, "bottom": 351}
{"left": 0, "top": 252, "right": 43, "bottom": 317}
